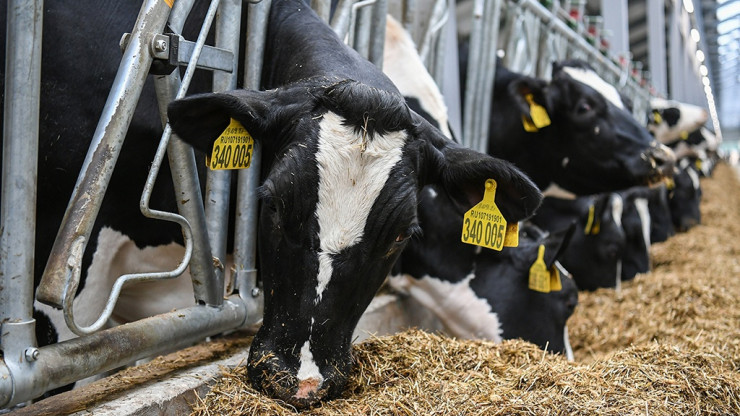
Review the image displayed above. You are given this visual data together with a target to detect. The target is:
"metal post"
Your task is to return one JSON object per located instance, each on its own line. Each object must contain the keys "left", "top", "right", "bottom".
{"left": 2, "top": 296, "right": 247, "bottom": 408}
{"left": 0, "top": 0, "right": 43, "bottom": 406}
{"left": 36, "top": 0, "right": 174, "bottom": 309}
{"left": 234, "top": 0, "right": 271, "bottom": 326}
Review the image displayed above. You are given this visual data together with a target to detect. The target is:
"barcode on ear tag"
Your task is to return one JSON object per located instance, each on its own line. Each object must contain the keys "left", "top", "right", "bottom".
{"left": 461, "top": 179, "right": 508, "bottom": 251}
{"left": 528, "top": 245, "right": 550, "bottom": 293}
{"left": 206, "top": 118, "right": 254, "bottom": 170}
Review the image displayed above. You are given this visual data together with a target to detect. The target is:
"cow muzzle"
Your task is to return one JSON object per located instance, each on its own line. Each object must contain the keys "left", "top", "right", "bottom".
{"left": 247, "top": 339, "right": 351, "bottom": 408}
{"left": 640, "top": 142, "right": 676, "bottom": 185}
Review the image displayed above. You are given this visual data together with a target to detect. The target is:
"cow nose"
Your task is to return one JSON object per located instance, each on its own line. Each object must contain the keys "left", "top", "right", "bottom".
{"left": 678, "top": 217, "right": 699, "bottom": 232}
{"left": 644, "top": 142, "right": 676, "bottom": 180}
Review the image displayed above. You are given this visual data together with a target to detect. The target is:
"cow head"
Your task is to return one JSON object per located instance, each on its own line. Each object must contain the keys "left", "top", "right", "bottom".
{"left": 504, "top": 61, "right": 674, "bottom": 194}
{"left": 668, "top": 159, "right": 702, "bottom": 232}
{"left": 648, "top": 98, "right": 709, "bottom": 145}
{"left": 168, "top": 79, "right": 541, "bottom": 407}
{"left": 389, "top": 185, "right": 576, "bottom": 356}
{"left": 532, "top": 193, "right": 626, "bottom": 291}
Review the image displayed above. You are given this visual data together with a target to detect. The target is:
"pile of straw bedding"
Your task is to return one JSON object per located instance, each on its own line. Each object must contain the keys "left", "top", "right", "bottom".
{"left": 191, "top": 163, "right": 740, "bottom": 415}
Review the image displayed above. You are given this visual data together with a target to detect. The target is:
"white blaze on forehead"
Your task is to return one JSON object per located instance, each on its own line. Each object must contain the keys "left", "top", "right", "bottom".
{"left": 390, "top": 273, "right": 503, "bottom": 342}
{"left": 296, "top": 341, "right": 324, "bottom": 384}
{"left": 561, "top": 66, "right": 624, "bottom": 110}
{"left": 633, "top": 197, "right": 651, "bottom": 252}
{"left": 610, "top": 194, "right": 624, "bottom": 228}
{"left": 314, "top": 111, "right": 407, "bottom": 300}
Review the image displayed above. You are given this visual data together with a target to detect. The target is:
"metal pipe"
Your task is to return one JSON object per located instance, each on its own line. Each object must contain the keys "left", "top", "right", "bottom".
{"left": 311, "top": 0, "right": 331, "bottom": 22}
{"left": 234, "top": 0, "right": 271, "bottom": 326}
{"left": 2, "top": 297, "right": 247, "bottom": 408}
{"left": 368, "top": 0, "right": 388, "bottom": 68}
{"left": 330, "top": 0, "right": 354, "bottom": 39}
{"left": 36, "top": 0, "right": 173, "bottom": 309}
{"left": 348, "top": 0, "right": 376, "bottom": 60}
{"left": 0, "top": 0, "right": 43, "bottom": 405}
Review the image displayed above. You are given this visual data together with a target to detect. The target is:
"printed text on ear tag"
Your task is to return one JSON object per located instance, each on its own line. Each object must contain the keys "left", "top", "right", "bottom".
{"left": 528, "top": 245, "right": 550, "bottom": 293}
{"left": 206, "top": 118, "right": 254, "bottom": 170}
{"left": 525, "top": 93, "right": 551, "bottom": 129}
{"left": 461, "top": 179, "right": 509, "bottom": 251}
{"left": 549, "top": 265, "right": 562, "bottom": 291}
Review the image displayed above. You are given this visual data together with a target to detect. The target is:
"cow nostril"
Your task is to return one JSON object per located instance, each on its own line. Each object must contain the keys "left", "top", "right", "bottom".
{"left": 294, "top": 377, "right": 323, "bottom": 400}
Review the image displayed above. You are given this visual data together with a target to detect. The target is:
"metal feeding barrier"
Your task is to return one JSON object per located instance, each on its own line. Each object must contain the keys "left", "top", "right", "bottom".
{"left": 0, "top": 0, "right": 654, "bottom": 409}
{"left": 460, "top": 0, "right": 652, "bottom": 153}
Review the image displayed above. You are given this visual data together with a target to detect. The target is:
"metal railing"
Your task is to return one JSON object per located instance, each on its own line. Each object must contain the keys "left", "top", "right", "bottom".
{"left": 460, "top": 0, "right": 652, "bottom": 152}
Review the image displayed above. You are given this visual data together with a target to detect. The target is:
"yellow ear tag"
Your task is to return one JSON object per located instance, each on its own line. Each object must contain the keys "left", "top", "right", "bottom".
{"left": 695, "top": 159, "right": 703, "bottom": 170}
{"left": 206, "top": 118, "right": 254, "bottom": 170}
{"left": 680, "top": 130, "right": 689, "bottom": 140}
{"left": 503, "top": 222, "right": 519, "bottom": 247}
{"left": 584, "top": 204, "right": 595, "bottom": 234}
{"left": 525, "top": 93, "right": 551, "bottom": 129}
{"left": 652, "top": 111, "right": 663, "bottom": 125}
{"left": 549, "top": 265, "right": 562, "bottom": 292}
{"left": 528, "top": 245, "right": 550, "bottom": 293}
{"left": 461, "top": 179, "right": 509, "bottom": 251}
{"left": 664, "top": 176, "right": 675, "bottom": 190}
{"left": 522, "top": 114, "right": 539, "bottom": 132}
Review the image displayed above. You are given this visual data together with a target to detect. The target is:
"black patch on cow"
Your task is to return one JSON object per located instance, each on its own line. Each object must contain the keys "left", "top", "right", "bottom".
{"left": 661, "top": 107, "right": 681, "bottom": 127}
{"left": 322, "top": 79, "right": 413, "bottom": 137}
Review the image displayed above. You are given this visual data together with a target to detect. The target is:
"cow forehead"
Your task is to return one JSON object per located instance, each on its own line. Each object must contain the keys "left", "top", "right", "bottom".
{"left": 315, "top": 111, "right": 408, "bottom": 254}
{"left": 560, "top": 66, "right": 624, "bottom": 110}
{"left": 314, "top": 111, "right": 408, "bottom": 300}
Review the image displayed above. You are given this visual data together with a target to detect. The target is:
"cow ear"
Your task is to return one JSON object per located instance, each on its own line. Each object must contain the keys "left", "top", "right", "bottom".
{"left": 417, "top": 116, "right": 542, "bottom": 223}
{"left": 167, "top": 89, "right": 280, "bottom": 154}
{"left": 543, "top": 223, "right": 575, "bottom": 268}
{"left": 507, "top": 76, "right": 550, "bottom": 118}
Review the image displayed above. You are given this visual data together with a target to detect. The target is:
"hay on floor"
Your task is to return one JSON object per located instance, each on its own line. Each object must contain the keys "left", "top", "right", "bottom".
{"left": 191, "top": 163, "right": 740, "bottom": 416}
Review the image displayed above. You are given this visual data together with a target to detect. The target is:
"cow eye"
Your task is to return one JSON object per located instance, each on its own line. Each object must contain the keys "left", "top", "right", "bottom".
{"left": 395, "top": 223, "right": 421, "bottom": 243}
{"left": 576, "top": 101, "right": 592, "bottom": 114}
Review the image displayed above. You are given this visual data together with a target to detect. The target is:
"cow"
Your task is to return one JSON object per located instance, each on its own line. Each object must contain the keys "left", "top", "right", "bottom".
{"left": 668, "top": 158, "right": 702, "bottom": 232}
{"left": 646, "top": 184, "right": 675, "bottom": 244}
{"left": 530, "top": 193, "right": 626, "bottom": 291}
{"left": 458, "top": 58, "right": 674, "bottom": 196}
{"left": 381, "top": 15, "right": 578, "bottom": 356}
{"left": 648, "top": 97, "right": 709, "bottom": 145}
{"left": 389, "top": 185, "right": 578, "bottom": 357}
{"left": 166, "top": 0, "right": 542, "bottom": 407}
{"left": 618, "top": 187, "right": 652, "bottom": 281}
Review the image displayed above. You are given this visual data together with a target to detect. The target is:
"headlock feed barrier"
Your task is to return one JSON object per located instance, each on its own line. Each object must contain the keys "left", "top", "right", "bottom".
{"left": 0, "top": 0, "right": 653, "bottom": 409}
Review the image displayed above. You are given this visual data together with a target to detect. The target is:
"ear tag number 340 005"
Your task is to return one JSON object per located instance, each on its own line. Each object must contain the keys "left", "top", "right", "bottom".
{"left": 461, "top": 179, "right": 519, "bottom": 251}
{"left": 206, "top": 118, "right": 254, "bottom": 170}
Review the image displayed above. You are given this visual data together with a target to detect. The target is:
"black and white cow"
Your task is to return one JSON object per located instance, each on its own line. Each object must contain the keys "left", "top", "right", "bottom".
{"left": 530, "top": 193, "right": 626, "bottom": 291}
{"left": 668, "top": 158, "right": 702, "bottom": 232}
{"left": 382, "top": 15, "right": 577, "bottom": 356}
{"left": 389, "top": 185, "right": 578, "bottom": 356}
{"left": 645, "top": 184, "right": 675, "bottom": 244}
{"left": 465, "top": 59, "right": 674, "bottom": 196}
{"left": 167, "top": 1, "right": 542, "bottom": 407}
{"left": 648, "top": 97, "right": 709, "bottom": 145}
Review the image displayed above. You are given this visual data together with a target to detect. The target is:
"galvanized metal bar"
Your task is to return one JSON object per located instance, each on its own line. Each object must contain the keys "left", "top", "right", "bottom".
{"left": 234, "top": 0, "right": 271, "bottom": 326}
{"left": 176, "top": 40, "right": 234, "bottom": 72}
{"left": 330, "top": 0, "right": 354, "bottom": 39}
{"left": 0, "top": 0, "right": 44, "bottom": 407}
{"left": 367, "top": 0, "right": 388, "bottom": 68}
{"left": 203, "top": 0, "right": 243, "bottom": 302}
{"left": 60, "top": 0, "right": 224, "bottom": 334}
{"left": 418, "top": 0, "right": 449, "bottom": 84}
{"left": 348, "top": 0, "right": 376, "bottom": 60}
{"left": 36, "top": 0, "right": 173, "bottom": 309}
{"left": 462, "top": 0, "right": 501, "bottom": 153}
{"left": 3, "top": 296, "right": 247, "bottom": 408}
